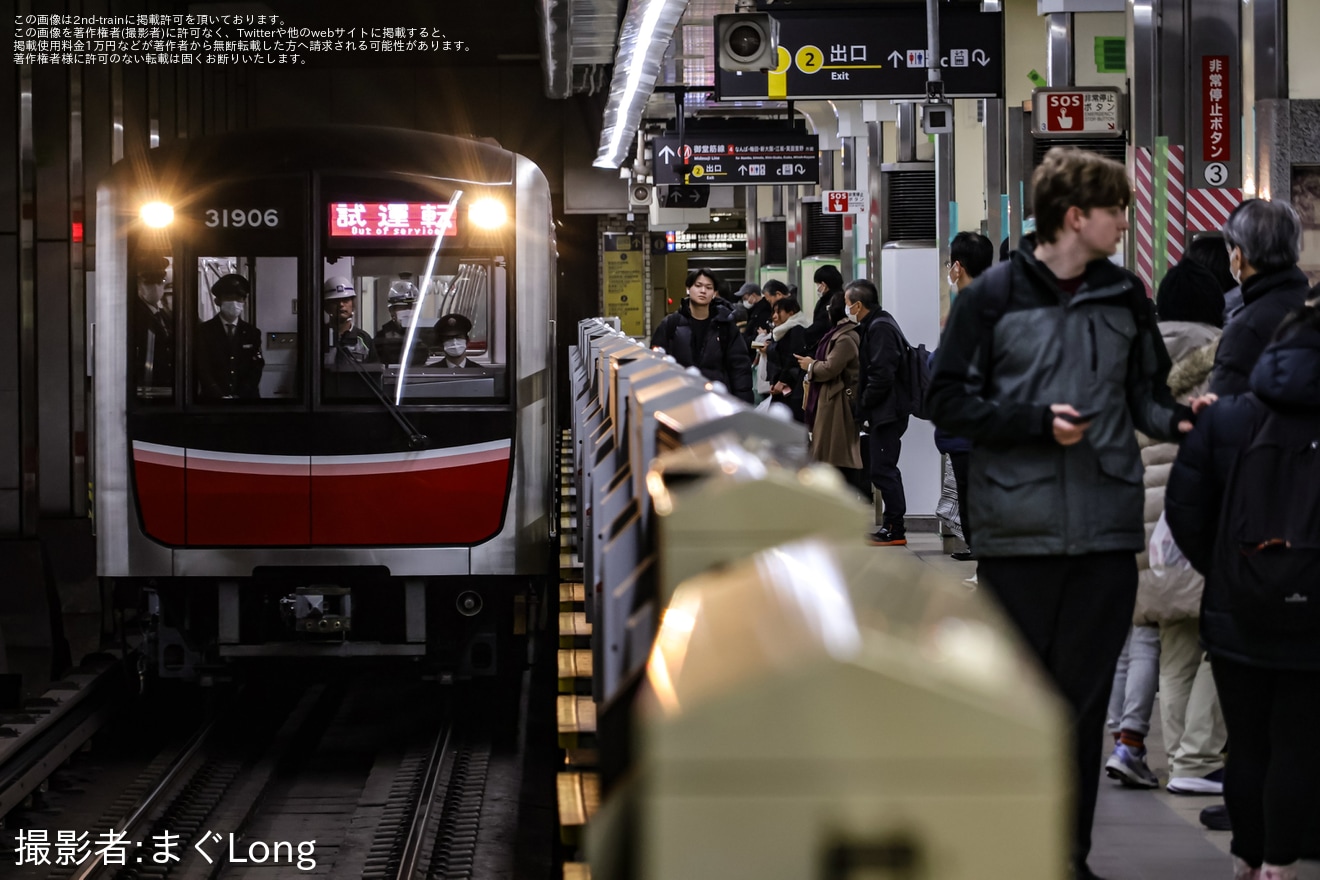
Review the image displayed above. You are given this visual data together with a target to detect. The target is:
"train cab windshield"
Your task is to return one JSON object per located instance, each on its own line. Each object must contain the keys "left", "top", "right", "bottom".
{"left": 320, "top": 254, "right": 507, "bottom": 404}
{"left": 126, "top": 183, "right": 512, "bottom": 411}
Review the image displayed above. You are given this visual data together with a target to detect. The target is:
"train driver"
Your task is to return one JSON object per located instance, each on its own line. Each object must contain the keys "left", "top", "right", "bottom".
{"left": 195, "top": 273, "right": 264, "bottom": 401}
{"left": 132, "top": 254, "right": 175, "bottom": 393}
{"left": 433, "top": 313, "right": 478, "bottom": 368}
{"left": 322, "top": 275, "right": 376, "bottom": 365}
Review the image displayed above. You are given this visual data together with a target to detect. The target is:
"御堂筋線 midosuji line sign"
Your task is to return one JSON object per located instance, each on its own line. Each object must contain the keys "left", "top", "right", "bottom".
{"left": 652, "top": 132, "right": 821, "bottom": 186}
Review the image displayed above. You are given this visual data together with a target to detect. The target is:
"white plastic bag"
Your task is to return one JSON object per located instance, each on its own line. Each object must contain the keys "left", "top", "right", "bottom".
{"left": 1148, "top": 511, "right": 1189, "bottom": 573}
{"left": 1139, "top": 510, "right": 1203, "bottom": 624}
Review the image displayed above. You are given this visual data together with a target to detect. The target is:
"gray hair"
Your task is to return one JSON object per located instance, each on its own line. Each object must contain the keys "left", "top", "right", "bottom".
{"left": 1221, "top": 199, "right": 1302, "bottom": 273}
{"left": 844, "top": 279, "right": 879, "bottom": 310}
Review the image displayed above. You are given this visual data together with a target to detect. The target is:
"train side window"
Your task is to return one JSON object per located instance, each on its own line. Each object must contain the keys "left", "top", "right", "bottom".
{"left": 321, "top": 255, "right": 507, "bottom": 404}
{"left": 195, "top": 256, "right": 300, "bottom": 402}
{"left": 131, "top": 253, "right": 176, "bottom": 402}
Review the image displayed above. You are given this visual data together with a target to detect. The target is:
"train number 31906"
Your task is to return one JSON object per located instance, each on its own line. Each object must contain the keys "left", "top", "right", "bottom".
{"left": 204, "top": 208, "right": 281, "bottom": 228}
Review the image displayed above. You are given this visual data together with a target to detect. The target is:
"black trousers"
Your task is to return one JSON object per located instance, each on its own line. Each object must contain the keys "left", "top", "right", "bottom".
{"left": 1211, "top": 656, "right": 1320, "bottom": 866}
{"left": 868, "top": 415, "right": 908, "bottom": 526}
{"left": 979, "top": 553, "right": 1137, "bottom": 869}
{"left": 949, "top": 450, "right": 971, "bottom": 550}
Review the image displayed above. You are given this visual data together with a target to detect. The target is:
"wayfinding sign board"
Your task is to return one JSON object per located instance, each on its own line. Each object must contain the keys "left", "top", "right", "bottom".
{"left": 715, "top": 4, "right": 1004, "bottom": 101}
{"left": 652, "top": 132, "right": 820, "bottom": 186}
{"left": 1032, "top": 88, "right": 1124, "bottom": 137}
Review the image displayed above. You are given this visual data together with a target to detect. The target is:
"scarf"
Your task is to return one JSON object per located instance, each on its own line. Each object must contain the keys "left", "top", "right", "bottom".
{"left": 803, "top": 322, "right": 847, "bottom": 431}
{"left": 771, "top": 309, "right": 812, "bottom": 341}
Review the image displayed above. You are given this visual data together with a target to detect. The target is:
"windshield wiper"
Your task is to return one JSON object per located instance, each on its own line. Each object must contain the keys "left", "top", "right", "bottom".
{"left": 334, "top": 343, "right": 429, "bottom": 449}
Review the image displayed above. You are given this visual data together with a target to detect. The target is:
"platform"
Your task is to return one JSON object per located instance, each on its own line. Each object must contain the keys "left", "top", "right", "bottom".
{"left": 901, "top": 532, "right": 1320, "bottom": 880}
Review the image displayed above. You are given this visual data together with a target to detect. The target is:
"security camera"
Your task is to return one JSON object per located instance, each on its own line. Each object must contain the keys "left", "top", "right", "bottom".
{"left": 629, "top": 183, "right": 654, "bottom": 209}
{"left": 922, "top": 102, "right": 954, "bottom": 135}
{"left": 715, "top": 13, "right": 779, "bottom": 72}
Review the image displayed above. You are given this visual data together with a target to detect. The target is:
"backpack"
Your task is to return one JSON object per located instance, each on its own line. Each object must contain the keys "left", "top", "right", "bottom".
{"left": 1212, "top": 403, "right": 1320, "bottom": 633}
{"left": 875, "top": 314, "right": 932, "bottom": 420}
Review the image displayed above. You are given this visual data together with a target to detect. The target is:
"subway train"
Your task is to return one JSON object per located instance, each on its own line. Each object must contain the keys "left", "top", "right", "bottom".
{"left": 92, "top": 126, "right": 556, "bottom": 680}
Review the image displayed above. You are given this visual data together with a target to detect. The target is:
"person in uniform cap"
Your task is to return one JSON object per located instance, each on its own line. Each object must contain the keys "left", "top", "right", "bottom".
{"left": 196, "top": 273, "right": 264, "bottom": 400}
{"left": 433, "top": 313, "right": 477, "bottom": 367}
{"left": 131, "top": 253, "right": 175, "bottom": 393}
{"left": 323, "top": 275, "right": 375, "bottom": 365}
{"left": 376, "top": 273, "right": 427, "bottom": 365}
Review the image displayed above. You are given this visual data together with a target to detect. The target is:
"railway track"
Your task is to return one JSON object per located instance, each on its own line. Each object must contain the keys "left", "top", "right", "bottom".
{"left": 6, "top": 676, "right": 497, "bottom": 880}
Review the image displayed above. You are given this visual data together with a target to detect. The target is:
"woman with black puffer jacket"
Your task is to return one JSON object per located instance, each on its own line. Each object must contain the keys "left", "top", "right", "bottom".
{"left": 1165, "top": 296, "right": 1320, "bottom": 880}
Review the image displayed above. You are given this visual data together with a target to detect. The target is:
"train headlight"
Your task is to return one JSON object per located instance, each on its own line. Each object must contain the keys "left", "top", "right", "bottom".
{"left": 468, "top": 198, "right": 507, "bottom": 230}
{"left": 139, "top": 201, "right": 175, "bottom": 228}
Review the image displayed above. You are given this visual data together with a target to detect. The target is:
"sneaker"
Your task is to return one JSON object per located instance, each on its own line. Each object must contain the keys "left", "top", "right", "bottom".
{"left": 1201, "top": 804, "right": 1232, "bottom": 831}
{"left": 867, "top": 525, "right": 907, "bottom": 546}
{"left": 1168, "top": 767, "right": 1224, "bottom": 795}
{"left": 951, "top": 550, "right": 976, "bottom": 561}
{"left": 1105, "top": 742, "right": 1160, "bottom": 789}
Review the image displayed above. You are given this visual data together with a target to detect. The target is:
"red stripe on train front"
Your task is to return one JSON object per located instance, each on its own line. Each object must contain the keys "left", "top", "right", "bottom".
{"left": 187, "top": 467, "right": 311, "bottom": 545}
{"left": 132, "top": 451, "right": 186, "bottom": 545}
{"left": 311, "top": 456, "right": 512, "bottom": 545}
{"left": 131, "top": 441, "right": 512, "bottom": 546}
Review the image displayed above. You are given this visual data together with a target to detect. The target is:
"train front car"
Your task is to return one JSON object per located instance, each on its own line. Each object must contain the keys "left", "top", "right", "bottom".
{"left": 93, "top": 127, "right": 555, "bottom": 681}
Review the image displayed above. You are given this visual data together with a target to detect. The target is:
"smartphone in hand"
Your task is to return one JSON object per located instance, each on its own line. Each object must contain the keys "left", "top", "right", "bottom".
{"left": 1057, "top": 408, "right": 1102, "bottom": 425}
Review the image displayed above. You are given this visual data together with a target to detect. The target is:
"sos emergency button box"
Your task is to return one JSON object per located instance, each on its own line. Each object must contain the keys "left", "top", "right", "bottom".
{"left": 1032, "top": 87, "right": 1125, "bottom": 138}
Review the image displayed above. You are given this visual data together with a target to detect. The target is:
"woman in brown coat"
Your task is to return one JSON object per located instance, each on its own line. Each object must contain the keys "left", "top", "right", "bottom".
{"left": 797, "top": 292, "right": 862, "bottom": 482}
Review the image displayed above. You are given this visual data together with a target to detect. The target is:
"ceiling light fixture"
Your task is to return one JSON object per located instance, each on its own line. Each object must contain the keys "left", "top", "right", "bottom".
{"left": 593, "top": 0, "right": 692, "bottom": 169}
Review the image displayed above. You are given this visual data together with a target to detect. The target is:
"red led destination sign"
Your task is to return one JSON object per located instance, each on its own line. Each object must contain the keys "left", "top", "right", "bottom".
{"left": 328, "top": 202, "right": 459, "bottom": 238}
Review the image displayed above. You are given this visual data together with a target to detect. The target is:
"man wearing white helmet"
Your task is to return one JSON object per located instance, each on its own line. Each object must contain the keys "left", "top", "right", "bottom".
{"left": 376, "top": 273, "right": 426, "bottom": 365}
{"left": 322, "top": 275, "right": 376, "bottom": 365}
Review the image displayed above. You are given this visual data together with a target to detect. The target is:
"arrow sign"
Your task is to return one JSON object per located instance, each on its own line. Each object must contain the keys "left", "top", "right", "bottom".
{"left": 651, "top": 131, "right": 819, "bottom": 186}
{"left": 658, "top": 145, "right": 674, "bottom": 163}
{"left": 716, "top": 6, "right": 1004, "bottom": 101}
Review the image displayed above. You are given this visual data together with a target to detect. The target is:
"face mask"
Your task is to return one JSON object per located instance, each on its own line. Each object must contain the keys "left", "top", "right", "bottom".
{"left": 219, "top": 301, "right": 243, "bottom": 321}
{"left": 845, "top": 305, "right": 860, "bottom": 324}
{"left": 444, "top": 339, "right": 467, "bottom": 357}
{"left": 140, "top": 282, "right": 164, "bottom": 306}
{"left": 394, "top": 309, "right": 412, "bottom": 327}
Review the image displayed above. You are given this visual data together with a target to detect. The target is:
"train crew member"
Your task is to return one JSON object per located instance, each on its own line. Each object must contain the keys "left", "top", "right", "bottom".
{"left": 433, "top": 313, "right": 478, "bottom": 367}
{"left": 322, "top": 275, "right": 375, "bottom": 365}
{"left": 132, "top": 254, "right": 175, "bottom": 393}
{"left": 927, "top": 147, "right": 1214, "bottom": 880}
{"left": 377, "top": 273, "right": 425, "bottom": 365}
{"left": 195, "top": 273, "right": 264, "bottom": 400}
{"left": 650, "top": 267, "right": 754, "bottom": 403}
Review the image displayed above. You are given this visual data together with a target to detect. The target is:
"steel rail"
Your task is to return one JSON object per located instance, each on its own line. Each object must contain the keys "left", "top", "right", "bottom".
{"left": 395, "top": 720, "right": 455, "bottom": 880}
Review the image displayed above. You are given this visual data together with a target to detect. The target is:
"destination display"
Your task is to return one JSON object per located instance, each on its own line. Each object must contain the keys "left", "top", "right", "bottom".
{"left": 328, "top": 202, "right": 459, "bottom": 238}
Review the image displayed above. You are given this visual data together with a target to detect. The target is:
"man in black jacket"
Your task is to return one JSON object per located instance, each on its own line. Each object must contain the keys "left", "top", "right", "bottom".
{"left": 804, "top": 264, "right": 844, "bottom": 349}
{"left": 651, "top": 267, "right": 754, "bottom": 403}
{"left": 847, "top": 279, "right": 909, "bottom": 545}
{"left": 1210, "top": 199, "right": 1310, "bottom": 396}
{"left": 927, "top": 147, "right": 1213, "bottom": 880}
